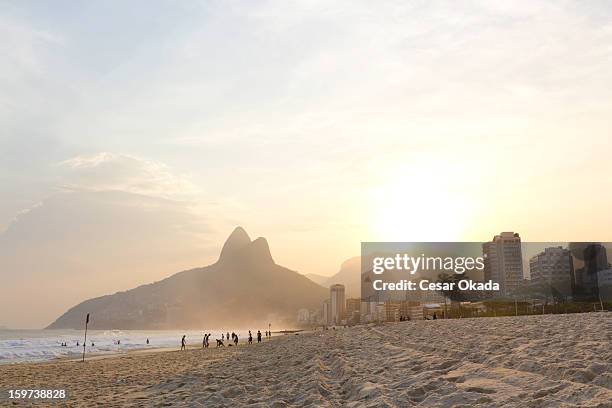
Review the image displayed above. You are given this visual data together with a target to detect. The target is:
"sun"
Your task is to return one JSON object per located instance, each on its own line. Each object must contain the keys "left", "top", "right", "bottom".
{"left": 367, "top": 163, "right": 474, "bottom": 242}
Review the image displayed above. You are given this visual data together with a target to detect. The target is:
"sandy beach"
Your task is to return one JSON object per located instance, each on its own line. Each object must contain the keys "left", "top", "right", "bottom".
{"left": 1, "top": 313, "right": 610, "bottom": 407}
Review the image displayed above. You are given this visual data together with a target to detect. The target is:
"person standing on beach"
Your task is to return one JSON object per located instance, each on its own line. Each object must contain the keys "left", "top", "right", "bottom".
{"left": 248, "top": 330, "right": 253, "bottom": 344}
{"left": 181, "top": 335, "right": 186, "bottom": 350}
{"left": 257, "top": 330, "right": 262, "bottom": 343}
{"left": 234, "top": 333, "right": 238, "bottom": 346}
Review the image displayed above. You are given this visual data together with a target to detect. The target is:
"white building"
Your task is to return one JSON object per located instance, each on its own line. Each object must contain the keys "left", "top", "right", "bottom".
{"left": 322, "top": 299, "right": 330, "bottom": 325}
{"left": 330, "top": 284, "right": 346, "bottom": 325}
{"left": 483, "top": 232, "right": 524, "bottom": 295}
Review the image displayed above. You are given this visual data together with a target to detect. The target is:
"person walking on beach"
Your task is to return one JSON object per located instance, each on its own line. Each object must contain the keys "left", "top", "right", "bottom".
{"left": 257, "top": 330, "right": 262, "bottom": 343}
{"left": 234, "top": 333, "right": 239, "bottom": 346}
{"left": 146, "top": 338, "right": 149, "bottom": 345}
{"left": 248, "top": 330, "right": 253, "bottom": 344}
{"left": 181, "top": 335, "right": 186, "bottom": 351}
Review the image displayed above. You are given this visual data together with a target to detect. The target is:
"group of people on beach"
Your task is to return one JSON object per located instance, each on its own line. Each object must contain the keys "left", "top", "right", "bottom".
{"left": 60, "top": 340, "right": 94, "bottom": 347}
{"left": 180, "top": 329, "right": 273, "bottom": 350}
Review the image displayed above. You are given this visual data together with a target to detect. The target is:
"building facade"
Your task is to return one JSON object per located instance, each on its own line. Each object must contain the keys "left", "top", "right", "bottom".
{"left": 322, "top": 299, "right": 330, "bottom": 325}
{"left": 330, "top": 284, "right": 346, "bottom": 325}
{"left": 529, "top": 246, "right": 574, "bottom": 297}
{"left": 483, "top": 232, "right": 524, "bottom": 296}
{"left": 345, "top": 298, "right": 361, "bottom": 325}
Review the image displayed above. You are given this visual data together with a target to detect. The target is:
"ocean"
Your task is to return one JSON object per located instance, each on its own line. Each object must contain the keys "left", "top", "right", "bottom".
{"left": 0, "top": 329, "right": 261, "bottom": 364}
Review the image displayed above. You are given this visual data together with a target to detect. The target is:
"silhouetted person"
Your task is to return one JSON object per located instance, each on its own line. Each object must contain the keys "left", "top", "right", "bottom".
{"left": 76, "top": 341, "right": 79, "bottom": 347}
{"left": 226, "top": 332, "right": 230, "bottom": 342}
{"left": 91, "top": 342, "right": 95, "bottom": 346}
{"left": 181, "top": 335, "right": 186, "bottom": 350}
{"left": 248, "top": 330, "right": 253, "bottom": 344}
{"left": 257, "top": 330, "right": 262, "bottom": 343}
{"left": 146, "top": 338, "right": 149, "bottom": 345}
{"left": 433, "top": 312, "right": 437, "bottom": 320}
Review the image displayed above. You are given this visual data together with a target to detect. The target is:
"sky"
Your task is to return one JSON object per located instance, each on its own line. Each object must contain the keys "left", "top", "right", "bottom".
{"left": 1, "top": 0, "right": 612, "bottom": 328}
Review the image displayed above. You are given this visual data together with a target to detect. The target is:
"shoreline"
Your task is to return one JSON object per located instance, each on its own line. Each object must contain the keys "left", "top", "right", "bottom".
{"left": 3, "top": 333, "right": 288, "bottom": 367}
{"left": 0, "top": 329, "right": 291, "bottom": 366}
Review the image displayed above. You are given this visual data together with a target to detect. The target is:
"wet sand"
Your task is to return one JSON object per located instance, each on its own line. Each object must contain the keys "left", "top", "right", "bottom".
{"left": 1, "top": 313, "right": 610, "bottom": 407}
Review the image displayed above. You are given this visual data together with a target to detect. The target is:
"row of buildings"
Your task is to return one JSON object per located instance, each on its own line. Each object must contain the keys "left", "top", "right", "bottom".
{"left": 484, "top": 232, "right": 612, "bottom": 298}
{"left": 305, "top": 284, "right": 426, "bottom": 326}
{"left": 300, "top": 233, "right": 612, "bottom": 326}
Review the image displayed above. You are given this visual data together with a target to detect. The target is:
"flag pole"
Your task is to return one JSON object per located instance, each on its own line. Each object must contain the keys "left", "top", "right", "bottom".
{"left": 82, "top": 313, "right": 89, "bottom": 362}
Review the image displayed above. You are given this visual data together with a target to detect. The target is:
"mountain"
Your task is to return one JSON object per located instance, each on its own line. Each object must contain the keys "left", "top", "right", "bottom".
{"left": 309, "top": 256, "right": 361, "bottom": 298}
{"left": 47, "top": 227, "right": 328, "bottom": 329}
{"left": 304, "top": 273, "right": 329, "bottom": 286}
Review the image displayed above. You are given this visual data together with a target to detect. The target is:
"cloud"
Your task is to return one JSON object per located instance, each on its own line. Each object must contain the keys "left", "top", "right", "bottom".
{"left": 58, "top": 152, "right": 200, "bottom": 200}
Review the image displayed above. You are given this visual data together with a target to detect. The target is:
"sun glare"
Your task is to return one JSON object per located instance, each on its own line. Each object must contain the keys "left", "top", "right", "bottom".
{"left": 368, "top": 163, "right": 474, "bottom": 242}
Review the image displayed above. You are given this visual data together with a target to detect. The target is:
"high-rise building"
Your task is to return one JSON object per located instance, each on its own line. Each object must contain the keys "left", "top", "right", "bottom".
{"left": 322, "top": 299, "right": 330, "bottom": 325}
{"left": 330, "top": 284, "right": 346, "bottom": 325}
{"left": 529, "top": 246, "right": 574, "bottom": 297}
{"left": 482, "top": 232, "right": 524, "bottom": 296}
